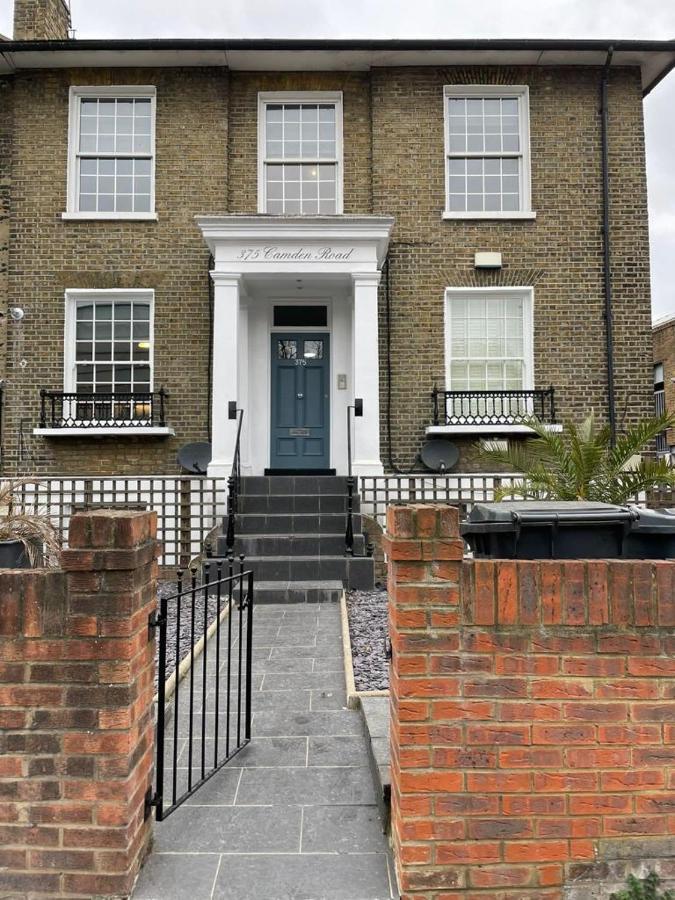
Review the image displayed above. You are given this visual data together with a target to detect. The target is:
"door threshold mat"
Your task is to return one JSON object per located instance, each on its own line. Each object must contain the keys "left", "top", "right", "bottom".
{"left": 264, "top": 468, "right": 337, "bottom": 476}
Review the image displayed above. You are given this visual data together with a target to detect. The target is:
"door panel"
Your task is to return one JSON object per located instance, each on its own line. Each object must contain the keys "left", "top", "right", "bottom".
{"left": 271, "top": 332, "right": 330, "bottom": 470}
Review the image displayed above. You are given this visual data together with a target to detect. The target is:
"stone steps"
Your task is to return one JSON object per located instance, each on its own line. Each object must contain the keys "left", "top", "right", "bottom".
{"left": 209, "top": 475, "right": 374, "bottom": 601}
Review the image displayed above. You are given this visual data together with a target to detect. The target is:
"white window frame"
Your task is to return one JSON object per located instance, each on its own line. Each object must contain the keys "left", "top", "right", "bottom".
{"left": 444, "top": 286, "right": 535, "bottom": 392}
{"left": 257, "top": 90, "right": 344, "bottom": 215}
{"left": 443, "top": 85, "right": 534, "bottom": 220}
{"left": 63, "top": 85, "right": 157, "bottom": 221}
{"left": 63, "top": 288, "right": 155, "bottom": 397}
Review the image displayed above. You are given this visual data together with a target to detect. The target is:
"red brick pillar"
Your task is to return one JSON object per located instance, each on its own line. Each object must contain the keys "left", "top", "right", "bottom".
{"left": 385, "top": 503, "right": 675, "bottom": 900}
{"left": 0, "top": 509, "right": 158, "bottom": 899}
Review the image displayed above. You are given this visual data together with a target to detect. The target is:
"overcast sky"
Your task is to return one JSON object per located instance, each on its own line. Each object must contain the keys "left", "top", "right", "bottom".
{"left": 1, "top": 0, "right": 674, "bottom": 322}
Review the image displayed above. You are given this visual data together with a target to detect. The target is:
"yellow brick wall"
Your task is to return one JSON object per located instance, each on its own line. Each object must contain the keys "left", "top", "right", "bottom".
{"left": 2, "top": 64, "right": 654, "bottom": 475}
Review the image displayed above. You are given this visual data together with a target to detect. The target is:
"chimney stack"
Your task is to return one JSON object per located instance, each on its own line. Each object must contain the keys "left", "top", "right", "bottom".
{"left": 13, "top": 0, "right": 72, "bottom": 41}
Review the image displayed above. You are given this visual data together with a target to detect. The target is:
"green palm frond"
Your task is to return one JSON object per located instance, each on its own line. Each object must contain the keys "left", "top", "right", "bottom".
{"left": 478, "top": 413, "right": 675, "bottom": 505}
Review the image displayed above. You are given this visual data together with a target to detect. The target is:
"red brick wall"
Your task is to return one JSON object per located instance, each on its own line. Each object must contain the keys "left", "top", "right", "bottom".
{"left": 0, "top": 509, "right": 158, "bottom": 899}
{"left": 385, "top": 504, "right": 675, "bottom": 899}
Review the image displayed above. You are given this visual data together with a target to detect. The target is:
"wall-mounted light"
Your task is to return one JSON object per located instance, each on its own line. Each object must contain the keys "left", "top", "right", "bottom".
{"left": 9, "top": 308, "right": 25, "bottom": 321}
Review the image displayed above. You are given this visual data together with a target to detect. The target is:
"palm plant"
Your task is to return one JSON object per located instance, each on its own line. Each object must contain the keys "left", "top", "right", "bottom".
{"left": 0, "top": 479, "right": 61, "bottom": 566}
{"left": 478, "top": 412, "right": 675, "bottom": 505}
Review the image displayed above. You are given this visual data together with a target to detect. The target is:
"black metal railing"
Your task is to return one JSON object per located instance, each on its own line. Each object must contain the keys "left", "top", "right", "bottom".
{"left": 148, "top": 559, "right": 254, "bottom": 821}
{"left": 345, "top": 398, "right": 363, "bottom": 556}
{"left": 655, "top": 388, "right": 669, "bottom": 454}
{"left": 432, "top": 387, "right": 556, "bottom": 427}
{"left": 225, "top": 404, "right": 244, "bottom": 555}
{"left": 39, "top": 389, "right": 168, "bottom": 429}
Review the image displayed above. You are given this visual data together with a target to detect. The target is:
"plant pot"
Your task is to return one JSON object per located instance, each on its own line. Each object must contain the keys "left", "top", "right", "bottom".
{"left": 0, "top": 539, "right": 30, "bottom": 569}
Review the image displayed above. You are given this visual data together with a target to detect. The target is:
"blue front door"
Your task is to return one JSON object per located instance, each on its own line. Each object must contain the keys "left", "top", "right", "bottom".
{"left": 271, "top": 333, "right": 330, "bottom": 470}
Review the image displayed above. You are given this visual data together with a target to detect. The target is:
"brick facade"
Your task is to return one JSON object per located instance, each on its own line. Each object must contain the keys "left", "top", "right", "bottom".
{"left": 1, "top": 59, "right": 654, "bottom": 475}
{"left": 386, "top": 504, "right": 675, "bottom": 899}
{"left": 0, "top": 509, "right": 157, "bottom": 898}
{"left": 13, "top": 0, "right": 71, "bottom": 41}
{"left": 653, "top": 316, "right": 675, "bottom": 447}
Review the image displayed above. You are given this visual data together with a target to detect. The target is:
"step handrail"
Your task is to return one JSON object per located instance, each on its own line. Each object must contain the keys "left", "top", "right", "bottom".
{"left": 225, "top": 406, "right": 244, "bottom": 554}
{"left": 345, "top": 399, "right": 363, "bottom": 556}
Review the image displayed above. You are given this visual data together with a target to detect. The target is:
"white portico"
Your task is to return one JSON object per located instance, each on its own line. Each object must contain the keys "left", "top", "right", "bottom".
{"left": 196, "top": 216, "right": 394, "bottom": 478}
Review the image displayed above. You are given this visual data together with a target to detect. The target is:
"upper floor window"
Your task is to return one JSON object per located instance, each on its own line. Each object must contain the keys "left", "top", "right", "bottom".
{"left": 65, "top": 86, "right": 156, "bottom": 220}
{"left": 443, "top": 86, "right": 533, "bottom": 220}
{"left": 258, "top": 92, "right": 343, "bottom": 215}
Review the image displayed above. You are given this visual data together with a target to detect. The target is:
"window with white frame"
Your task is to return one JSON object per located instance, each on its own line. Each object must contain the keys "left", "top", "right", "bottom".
{"left": 66, "top": 87, "right": 156, "bottom": 217}
{"left": 66, "top": 291, "right": 153, "bottom": 397}
{"left": 445, "top": 289, "right": 533, "bottom": 393}
{"left": 444, "top": 86, "right": 531, "bottom": 217}
{"left": 258, "top": 92, "right": 342, "bottom": 215}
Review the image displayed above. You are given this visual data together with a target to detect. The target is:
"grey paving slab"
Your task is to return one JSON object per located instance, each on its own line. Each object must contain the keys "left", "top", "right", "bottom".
{"left": 311, "top": 688, "right": 348, "bottom": 710}
{"left": 252, "top": 656, "right": 315, "bottom": 673}
{"left": 154, "top": 804, "right": 302, "bottom": 853}
{"left": 302, "top": 805, "right": 389, "bottom": 853}
{"left": 308, "top": 735, "right": 371, "bottom": 767}
{"left": 184, "top": 766, "right": 241, "bottom": 805}
{"left": 260, "top": 671, "right": 345, "bottom": 692}
{"left": 133, "top": 852, "right": 220, "bottom": 900}
{"left": 211, "top": 853, "right": 394, "bottom": 900}
{"left": 253, "top": 709, "right": 363, "bottom": 736}
{"left": 233, "top": 736, "right": 308, "bottom": 768}
{"left": 236, "top": 766, "right": 376, "bottom": 806}
{"left": 313, "top": 656, "right": 347, "bottom": 672}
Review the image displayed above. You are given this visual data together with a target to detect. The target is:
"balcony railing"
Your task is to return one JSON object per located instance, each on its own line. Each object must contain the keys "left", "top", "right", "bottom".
{"left": 655, "top": 388, "right": 669, "bottom": 454}
{"left": 432, "top": 387, "right": 556, "bottom": 428}
{"left": 39, "top": 389, "right": 168, "bottom": 429}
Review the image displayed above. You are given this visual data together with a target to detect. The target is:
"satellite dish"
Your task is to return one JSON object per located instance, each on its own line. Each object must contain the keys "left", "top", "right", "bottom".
{"left": 420, "top": 439, "right": 459, "bottom": 473}
{"left": 178, "top": 442, "right": 212, "bottom": 475}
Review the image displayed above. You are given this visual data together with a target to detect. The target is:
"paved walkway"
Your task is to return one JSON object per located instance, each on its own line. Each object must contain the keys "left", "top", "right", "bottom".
{"left": 133, "top": 601, "right": 397, "bottom": 900}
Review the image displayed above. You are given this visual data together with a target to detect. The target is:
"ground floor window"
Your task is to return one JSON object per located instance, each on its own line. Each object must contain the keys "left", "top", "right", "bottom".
{"left": 443, "top": 287, "right": 534, "bottom": 423}
{"left": 445, "top": 287, "right": 533, "bottom": 390}
{"left": 64, "top": 289, "right": 154, "bottom": 423}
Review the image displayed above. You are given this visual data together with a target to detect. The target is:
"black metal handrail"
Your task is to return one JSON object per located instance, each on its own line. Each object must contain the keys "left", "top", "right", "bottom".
{"left": 225, "top": 405, "right": 244, "bottom": 555}
{"left": 39, "top": 389, "right": 168, "bottom": 428}
{"left": 432, "top": 387, "right": 556, "bottom": 427}
{"left": 345, "top": 398, "right": 363, "bottom": 556}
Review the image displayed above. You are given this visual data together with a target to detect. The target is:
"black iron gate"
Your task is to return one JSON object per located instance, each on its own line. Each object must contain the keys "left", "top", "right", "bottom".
{"left": 147, "top": 560, "right": 254, "bottom": 821}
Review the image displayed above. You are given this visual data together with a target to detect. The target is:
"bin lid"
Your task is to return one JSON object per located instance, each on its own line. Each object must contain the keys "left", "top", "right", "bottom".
{"left": 628, "top": 507, "right": 675, "bottom": 533}
{"left": 464, "top": 500, "right": 638, "bottom": 532}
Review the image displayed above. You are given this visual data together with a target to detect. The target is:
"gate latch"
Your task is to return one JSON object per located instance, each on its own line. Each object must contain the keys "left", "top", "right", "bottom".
{"left": 148, "top": 610, "right": 167, "bottom": 640}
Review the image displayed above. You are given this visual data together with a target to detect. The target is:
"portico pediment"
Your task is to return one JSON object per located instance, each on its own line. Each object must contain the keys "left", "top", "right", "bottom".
{"left": 196, "top": 215, "right": 394, "bottom": 274}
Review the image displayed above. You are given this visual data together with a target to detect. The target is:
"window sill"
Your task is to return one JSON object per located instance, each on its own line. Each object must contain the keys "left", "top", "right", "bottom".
{"left": 442, "top": 211, "right": 537, "bottom": 221}
{"left": 33, "top": 426, "right": 174, "bottom": 437}
{"left": 427, "top": 423, "right": 562, "bottom": 436}
{"left": 61, "top": 212, "right": 159, "bottom": 221}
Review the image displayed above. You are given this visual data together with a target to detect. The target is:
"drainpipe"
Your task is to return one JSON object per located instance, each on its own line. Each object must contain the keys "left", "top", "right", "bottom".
{"left": 601, "top": 46, "right": 617, "bottom": 445}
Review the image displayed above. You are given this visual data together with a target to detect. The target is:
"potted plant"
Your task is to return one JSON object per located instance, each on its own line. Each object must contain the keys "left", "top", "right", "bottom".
{"left": 0, "top": 479, "right": 61, "bottom": 568}
{"left": 478, "top": 412, "right": 675, "bottom": 503}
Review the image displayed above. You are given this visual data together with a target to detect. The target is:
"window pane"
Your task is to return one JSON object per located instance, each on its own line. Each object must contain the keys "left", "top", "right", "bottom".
{"left": 264, "top": 100, "right": 338, "bottom": 188}
{"left": 76, "top": 95, "right": 154, "bottom": 214}
{"left": 265, "top": 161, "right": 337, "bottom": 215}
{"left": 449, "top": 293, "right": 526, "bottom": 392}
{"left": 278, "top": 340, "right": 297, "bottom": 359}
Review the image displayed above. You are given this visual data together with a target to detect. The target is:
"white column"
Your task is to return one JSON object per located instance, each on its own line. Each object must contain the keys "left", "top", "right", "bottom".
{"left": 208, "top": 273, "right": 242, "bottom": 478}
{"left": 352, "top": 272, "right": 384, "bottom": 476}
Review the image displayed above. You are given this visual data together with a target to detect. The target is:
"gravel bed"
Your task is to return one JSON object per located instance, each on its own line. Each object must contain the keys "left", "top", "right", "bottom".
{"left": 346, "top": 588, "right": 390, "bottom": 692}
{"left": 154, "top": 581, "right": 222, "bottom": 691}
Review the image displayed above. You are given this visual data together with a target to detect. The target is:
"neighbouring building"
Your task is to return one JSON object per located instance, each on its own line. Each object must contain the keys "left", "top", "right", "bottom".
{"left": 653, "top": 313, "right": 675, "bottom": 458}
{"left": 0, "top": 0, "right": 672, "bottom": 482}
